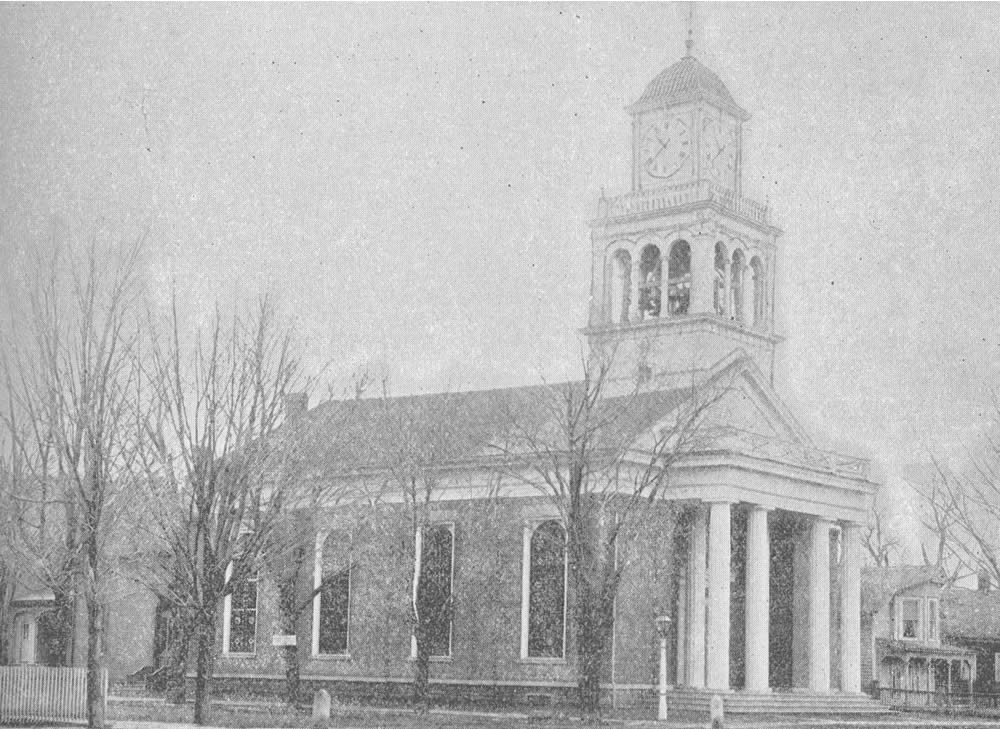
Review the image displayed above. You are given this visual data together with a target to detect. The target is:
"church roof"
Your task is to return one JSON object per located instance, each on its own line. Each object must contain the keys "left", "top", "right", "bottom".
{"left": 288, "top": 383, "right": 693, "bottom": 477}
{"left": 631, "top": 54, "right": 749, "bottom": 120}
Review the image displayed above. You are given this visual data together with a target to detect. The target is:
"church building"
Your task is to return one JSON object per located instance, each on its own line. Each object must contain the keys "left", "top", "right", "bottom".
{"left": 204, "top": 44, "right": 879, "bottom": 713}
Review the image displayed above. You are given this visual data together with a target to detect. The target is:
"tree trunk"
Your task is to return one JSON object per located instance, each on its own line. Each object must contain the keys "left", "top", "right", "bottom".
{"left": 193, "top": 604, "right": 217, "bottom": 725}
{"left": 86, "top": 596, "right": 106, "bottom": 729}
{"left": 413, "top": 626, "right": 430, "bottom": 708}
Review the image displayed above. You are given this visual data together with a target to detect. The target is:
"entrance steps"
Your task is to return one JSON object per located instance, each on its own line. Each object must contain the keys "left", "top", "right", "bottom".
{"left": 667, "top": 689, "right": 892, "bottom": 715}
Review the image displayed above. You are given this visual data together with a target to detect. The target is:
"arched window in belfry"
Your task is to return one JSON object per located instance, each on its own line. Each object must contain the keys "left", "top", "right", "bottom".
{"left": 731, "top": 249, "right": 746, "bottom": 324}
{"left": 638, "top": 244, "right": 662, "bottom": 319}
{"left": 714, "top": 242, "right": 728, "bottom": 316}
{"left": 527, "top": 520, "right": 566, "bottom": 658}
{"left": 608, "top": 249, "right": 632, "bottom": 325}
{"left": 750, "top": 256, "right": 766, "bottom": 328}
{"left": 667, "top": 240, "right": 692, "bottom": 316}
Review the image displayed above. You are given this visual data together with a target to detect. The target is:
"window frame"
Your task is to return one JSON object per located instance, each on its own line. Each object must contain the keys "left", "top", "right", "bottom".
{"left": 927, "top": 597, "right": 939, "bottom": 643}
{"left": 409, "top": 521, "right": 456, "bottom": 661}
{"left": 312, "top": 529, "right": 353, "bottom": 658}
{"left": 222, "top": 563, "right": 259, "bottom": 656}
{"left": 896, "top": 596, "right": 923, "bottom": 641}
{"left": 520, "top": 518, "right": 568, "bottom": 662}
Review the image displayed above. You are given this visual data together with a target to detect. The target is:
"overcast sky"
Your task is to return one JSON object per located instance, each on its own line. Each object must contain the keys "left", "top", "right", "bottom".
{"left": 2, "top": 2, "right": 999, "bottom": 468}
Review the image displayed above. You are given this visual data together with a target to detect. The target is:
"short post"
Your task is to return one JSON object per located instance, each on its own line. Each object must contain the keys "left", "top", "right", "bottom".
{"left": 312, "top": 688, "right": 331, "bottom": 729}
{"left": 710, "top": 693, "right": 724, "bottom": 729}
{"left": 655, "top": 613, "right": 671, "bottom": 722}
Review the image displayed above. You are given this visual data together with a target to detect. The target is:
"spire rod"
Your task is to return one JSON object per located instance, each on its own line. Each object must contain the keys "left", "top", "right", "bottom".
{"left": 685, "top": 2, "right": 695, "bottom": 56}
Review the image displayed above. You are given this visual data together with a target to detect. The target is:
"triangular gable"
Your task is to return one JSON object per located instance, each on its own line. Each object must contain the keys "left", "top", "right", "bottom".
{"left": 638, "top": 350, "right": 812, "bottom": 450}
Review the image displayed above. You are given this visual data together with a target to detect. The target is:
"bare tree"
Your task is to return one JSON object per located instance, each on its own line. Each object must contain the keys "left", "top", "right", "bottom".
{"left": 135, "top": 294, "right": 318, "bottom": 724}
{"left": 863, "top": 503, "right": 899, "bottom": 568}
{"left": 0, "top": 232, "right": 146, "bottom": 729}
{"left": 497, "top": 354, "right": 729, "bottom": 716}
{"left": 376, "top": 385, "right": 474, "bottom": 707}
{"left": 915, "top": 445, "right": 1000, "bottom": 588}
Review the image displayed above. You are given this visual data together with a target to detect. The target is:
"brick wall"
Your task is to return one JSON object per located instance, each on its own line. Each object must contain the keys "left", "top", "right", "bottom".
{"left": 209, "top": 494, "right": 679, "bottom": 702}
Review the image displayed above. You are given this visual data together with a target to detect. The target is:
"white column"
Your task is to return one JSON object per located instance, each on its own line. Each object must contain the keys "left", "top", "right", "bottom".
{"left": 744, "top": 506, "right": 771, "bottom": 692}
{"left": 686, "top": 506, "right": 707, "bottom": 688}
{"left": 809, "top": 518, "right": 832, "bottom": 692}
{"left": 630, "top": 256, "right": 642, "bottom": 322}
{"left": 690, "top": 235, "right": 715, "bottom": 314}
{"left": 840, "top": 521, "right": 862, "bottom": 693}
{"left": 706, "top": 501, "right": 731, "bottom": 691}
{"left": 676, "top": 568, "right": 687, "bottom": 685}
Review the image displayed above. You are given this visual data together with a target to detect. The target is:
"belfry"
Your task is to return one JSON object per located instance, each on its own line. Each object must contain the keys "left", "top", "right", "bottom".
{"left": 585, "top": 43, "right": 874, "bottom": 701}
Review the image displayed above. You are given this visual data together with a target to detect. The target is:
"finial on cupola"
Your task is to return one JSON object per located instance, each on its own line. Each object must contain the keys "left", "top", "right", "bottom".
{"left": 685, "top": 29, "right": 694, "bottom": 57}
{"left": 685, "top": 3, "right": 695, "bottom": 57}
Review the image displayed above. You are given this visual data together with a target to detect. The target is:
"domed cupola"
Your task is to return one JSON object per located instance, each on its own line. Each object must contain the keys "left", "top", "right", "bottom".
{"left": 629, "top": 50, "right": 749, "bottom": 122}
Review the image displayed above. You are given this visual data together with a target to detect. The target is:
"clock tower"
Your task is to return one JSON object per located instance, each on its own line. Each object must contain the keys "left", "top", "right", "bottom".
{"left": 587, "top": 41, "right": 782, "bottom": 387}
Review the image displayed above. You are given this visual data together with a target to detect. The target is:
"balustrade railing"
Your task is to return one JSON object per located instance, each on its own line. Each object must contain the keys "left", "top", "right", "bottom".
{"left": 712, "top": 426, "right": 869, "bottom": 479}
{"left": 596, "top": 180, "right": 770, "bottom": 226}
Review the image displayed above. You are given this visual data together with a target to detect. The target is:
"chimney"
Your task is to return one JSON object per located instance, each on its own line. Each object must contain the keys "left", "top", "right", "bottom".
{"left": 284, "top": 392, "right": 308, "bottom": 422}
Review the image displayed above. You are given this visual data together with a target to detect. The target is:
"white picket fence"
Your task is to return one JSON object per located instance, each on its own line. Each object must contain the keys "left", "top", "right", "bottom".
{"left": 0, "top": 665, "right": 107, "bottom": 723}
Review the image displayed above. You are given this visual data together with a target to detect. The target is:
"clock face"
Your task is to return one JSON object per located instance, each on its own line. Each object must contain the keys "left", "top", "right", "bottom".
{"left": 642, "top": 115, "right": 692, "bottom": 181}
{"left": 702, "top": 117, "right": 737, "bottom": 185}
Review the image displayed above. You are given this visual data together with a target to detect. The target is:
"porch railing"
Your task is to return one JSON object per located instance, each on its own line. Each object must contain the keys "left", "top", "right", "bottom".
{"left": 877, "top": 686, "right": 1000, "bottom": 714}
{"left": 0, "top": 665, "right": 107, "bottom": 724}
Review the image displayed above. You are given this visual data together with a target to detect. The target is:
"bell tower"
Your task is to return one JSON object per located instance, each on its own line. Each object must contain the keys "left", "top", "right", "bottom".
{"left": 586, "top": 41, "right": 783, "bottom": 387}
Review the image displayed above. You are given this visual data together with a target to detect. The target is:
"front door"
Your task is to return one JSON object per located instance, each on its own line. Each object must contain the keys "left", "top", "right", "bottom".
{"left": 14, "top": 613, "right": 36, "bottom": 664}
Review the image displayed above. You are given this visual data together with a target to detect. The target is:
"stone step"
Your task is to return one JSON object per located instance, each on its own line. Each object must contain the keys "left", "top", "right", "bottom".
{"left": 666, "top": 691, "right": 892, "bottom": 715}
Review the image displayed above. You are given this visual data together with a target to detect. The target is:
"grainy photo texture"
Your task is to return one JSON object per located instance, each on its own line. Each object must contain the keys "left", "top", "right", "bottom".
{"left": 1, "top": 4, "right": 999, "bottom": 729}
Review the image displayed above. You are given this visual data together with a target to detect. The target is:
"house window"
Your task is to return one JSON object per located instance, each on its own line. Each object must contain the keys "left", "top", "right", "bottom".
{"left": 316, "top": 530, "right": 351, "bottom": 656}
{"left": 525, "top": 520, "right": 567, "bottom": 659}
{"left": 899, "top": 597, "right": 920, "bottom": 640}
{"left": 415, "top": 524, "right": 454, "bottom": 658}
{"left": 227, "top": 570, "right": 258, "bottom": 654}
{"left": 927, "top": 598, "right": 939, "bottom": 642}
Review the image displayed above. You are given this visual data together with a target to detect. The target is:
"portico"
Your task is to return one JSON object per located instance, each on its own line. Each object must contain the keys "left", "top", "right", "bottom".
{"left": 668, "top": 439, "right": 870, "bottom": 696}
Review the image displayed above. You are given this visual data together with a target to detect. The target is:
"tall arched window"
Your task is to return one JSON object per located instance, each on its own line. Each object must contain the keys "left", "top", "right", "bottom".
{"left": 714, "top": 242, "right": 728, "bottom": 316}
{"left": 638, "top": 245, "right": 662, "bottom": 319}
{"left": 667, "top": 240, "right": 691, "bottom": 315}
{"left": 526, "top": 520, "right": 566, "bottom": 658}
{"left": 316, "top": 530, "right": 351, "bottom": 655}
{"left": 731, "top": 249, "right": 746, "bottom": 323}
{"left": 226, "top": 569, "right": 258, "bottom": 654}
{"left": 750, "top": 256, "right": 766, "bottom": 328}
{"left": 416, "top": 524, "right": 454, "bottom": 657}
{"left": 608, "top": 249, "right": 632, "bottom": 325}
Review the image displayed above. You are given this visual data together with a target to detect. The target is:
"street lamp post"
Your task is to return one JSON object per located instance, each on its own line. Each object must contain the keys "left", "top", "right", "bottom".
{"left": 655, "top": 613, "right": 671, "bottom": 722}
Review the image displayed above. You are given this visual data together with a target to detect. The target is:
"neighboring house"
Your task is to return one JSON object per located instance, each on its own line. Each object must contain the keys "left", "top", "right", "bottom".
{"left": 942, "top": 583, "right": 1000, "bottom": 692}
{"left": 861, "top": 566, "right": 976, "bottom": 697}
{"left": 4, "top": 565, "right": 157, "bottom": 682}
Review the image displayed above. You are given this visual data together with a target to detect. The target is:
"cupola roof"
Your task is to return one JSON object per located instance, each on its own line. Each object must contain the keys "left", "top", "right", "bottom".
{"left": 630, "top": 54, "right": 749, "bottom": 120}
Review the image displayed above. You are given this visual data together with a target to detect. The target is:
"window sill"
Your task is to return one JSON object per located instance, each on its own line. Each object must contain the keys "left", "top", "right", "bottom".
{"left": 313, "top": 653, "right": 351, "bottom": 661}
{"left": 406, "top": 655, "right": 453, "bottom": 663}
{"left": 519, "top": 656, "right": 567, "bottom": 665}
